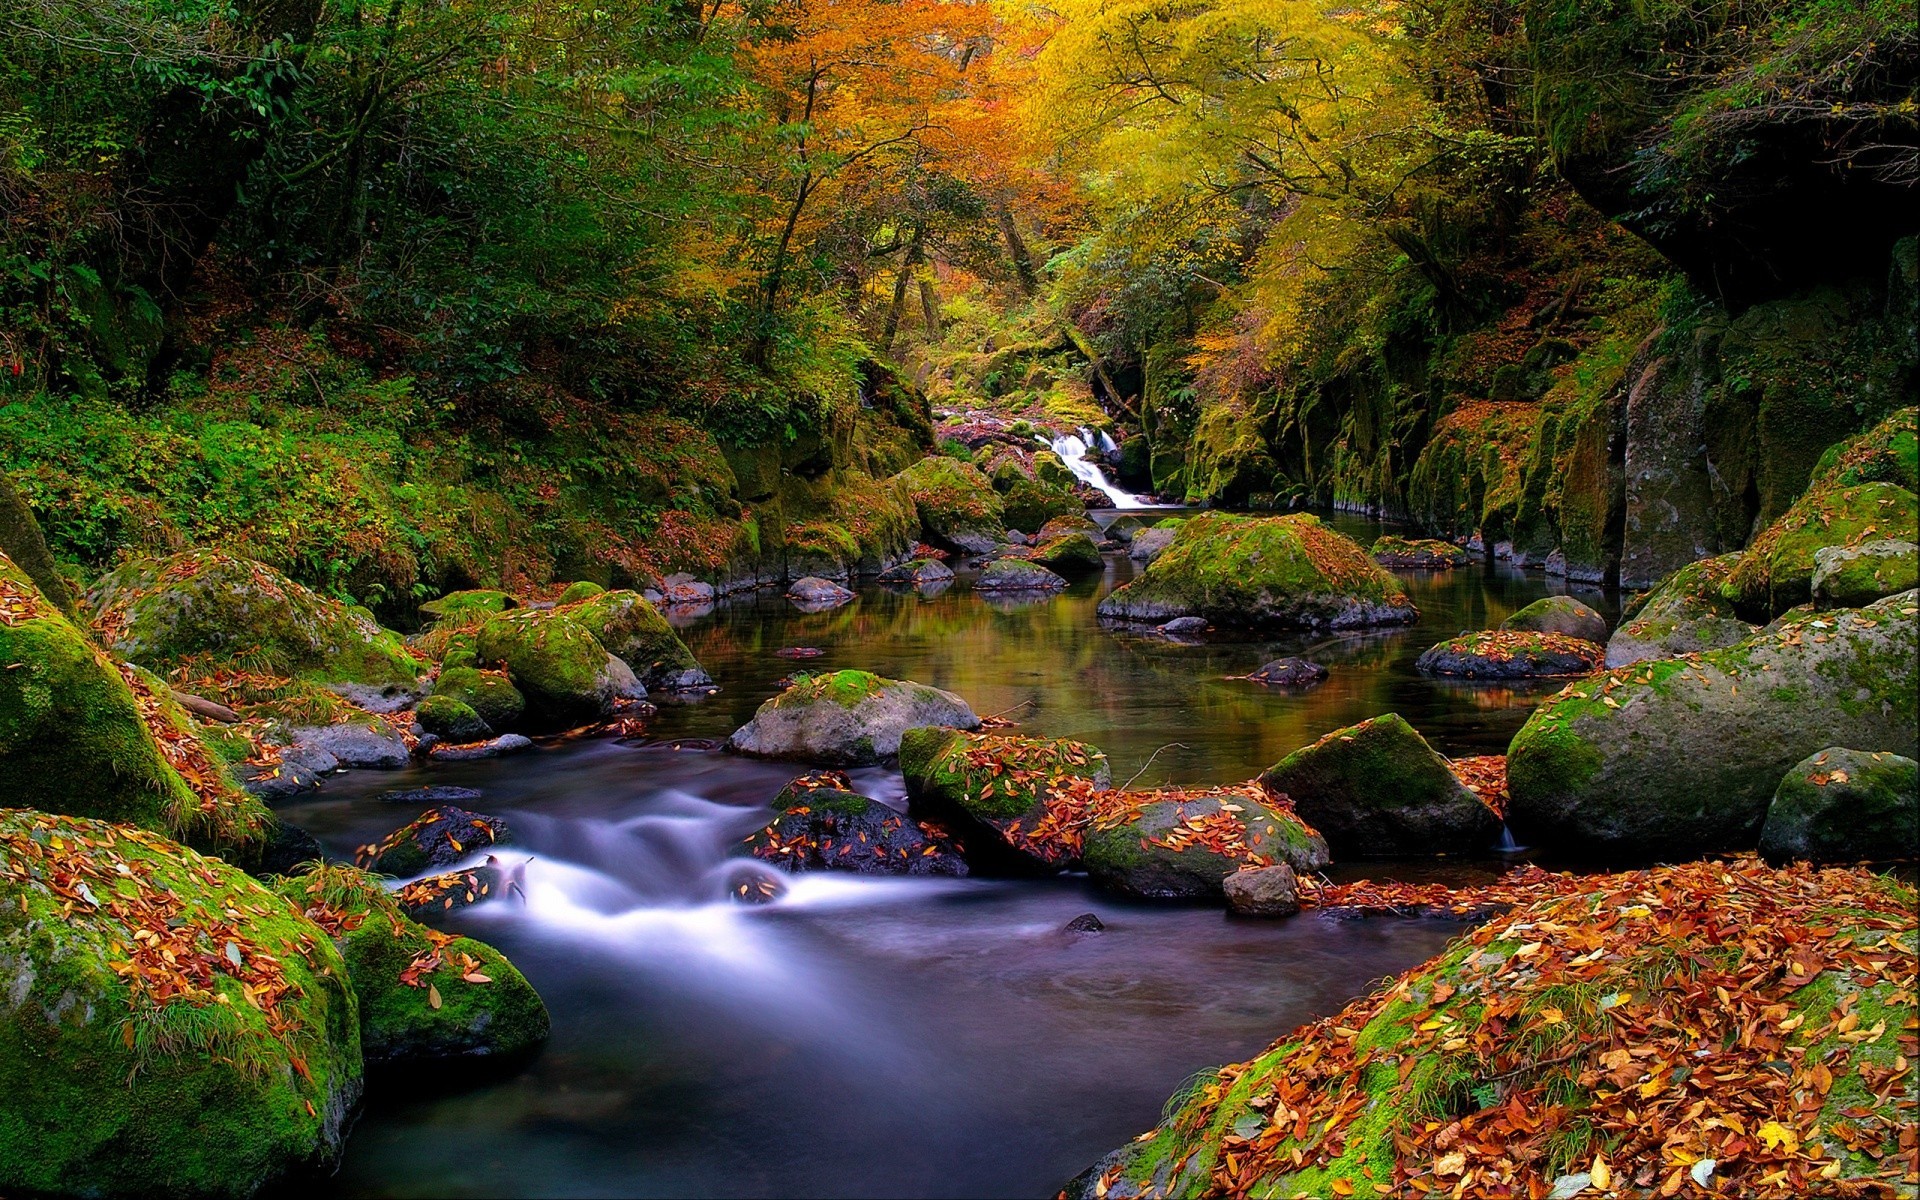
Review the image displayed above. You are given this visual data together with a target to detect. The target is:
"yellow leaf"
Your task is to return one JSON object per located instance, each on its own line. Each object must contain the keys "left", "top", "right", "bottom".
{"left": 1591, "top": 1154, "right": 1611, "bottom": 1190}
{"left": 1540, "top": 1006, "right": 1565, "bottom": 1025}
{"left": 1757, "top": 1121, "right": 1799, "bottom": 1154}
{"left": 1434, "top": 1151, "right": 1466, "bottom": 1176}
{"left": 428, "top": 983, "right": 443, "bottom": 1010}
{"left": 1330, "top": 1180, "right": 1354, "bottom": 1196}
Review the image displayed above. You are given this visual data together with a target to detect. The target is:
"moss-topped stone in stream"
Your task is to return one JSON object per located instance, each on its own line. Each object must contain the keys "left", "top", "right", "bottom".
{"left": 474, "top": 607, "right": 645, "bottom": 725}
{"left": 743, "top": 770, "right": 967, "bottom": 876}
{"left": 1080, "top": 785, "right": 1329, "bottom": 901}
{"left": 88, "top": 550, "right": 425, "bottom": 687}
{"left": 430, "top": 665, "right": 526, "bottom": 731}
{"left": 1499, "top": 595, "right": 1608, "bottom": 644}
{"left": 1758, "top": 747, "right": 1918, "bottom": 865}
{"left": 893, "top": 456, "right": 1006, "bottom": 554}
{"left": 1096, "top": 513, "right": 1416, "bottom": 629}
{"left": 1370, "top": 536, "right": 1471, "bottom": 569}
{"left": 1415, "top": 630, "right": 1605, "bottom": 679}
{"left": 279, "top": 864, "right": 548, "bottom": 1065}
{"left": 0, "top": 811, "right": 361, "bottom": 1198}
{"left": 1028, "top": 532, "right": 1103, "bottom": 576}
{"left": 563, "top": 589, "right": 710, "bottom": 690}
{"left": 726, "top": 670, "right": 979, "bottom": 765}
{"left": 1508, "top": 590, "right": 1920, "bottom": 858}
{"left": 898, "top": 728, "right": 1112, "bottom": 871}
{"left": 1605, "top": 552, "right": 1757, "bottom": 666}
{"left": 1260, "top": 714, "right": 1500, "bottom": 857}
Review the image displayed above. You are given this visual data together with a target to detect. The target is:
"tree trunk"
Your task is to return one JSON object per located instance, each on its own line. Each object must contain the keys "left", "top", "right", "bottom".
{"left": 882, "top": 225, "right": 924, "bottom": 351}
{"left": 997, "top": 206, "right": 1038, "bottom": 295}
{"left": 918, "top": 277, "right": 942, "bottom": 343}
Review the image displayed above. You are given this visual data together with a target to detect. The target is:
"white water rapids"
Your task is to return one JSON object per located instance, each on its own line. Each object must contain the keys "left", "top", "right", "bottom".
{"left": 1048, "top": 427, "right": 1164, "bottom": 509}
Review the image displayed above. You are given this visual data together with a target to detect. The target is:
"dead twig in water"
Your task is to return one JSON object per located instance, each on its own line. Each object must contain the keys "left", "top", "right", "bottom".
{"left": 984, "top": 698, "right": 1036, "bottom": 721}
{"left": 1123, "top": 742, "right": 1188, "bottom": 789}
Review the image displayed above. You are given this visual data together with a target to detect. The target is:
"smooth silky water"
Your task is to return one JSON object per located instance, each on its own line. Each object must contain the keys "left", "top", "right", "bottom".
{"left": 281, "top": 514, "right": 1614, "bottom": 1198}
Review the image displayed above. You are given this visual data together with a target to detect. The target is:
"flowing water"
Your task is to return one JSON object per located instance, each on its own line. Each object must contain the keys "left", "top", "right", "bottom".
{"left": 281, "top": 514, "right": 1614, "bottom": 1198}
{"left": 1048, "top": 429, "right": 1166, "bottom": 510}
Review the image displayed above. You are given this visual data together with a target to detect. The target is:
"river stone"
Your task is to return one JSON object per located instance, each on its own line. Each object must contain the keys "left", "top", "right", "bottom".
{"left": 413, "top": 694, "right": 491, "bottom": 742}
{"left": 1415, "top": 630, "right": 1604, "bottom": 679}
{"left": 377, "top": 785, "right": 484, "bottom": 805}
{"left": 1246, "top": 658, "right": 1328, "bottom": 688}
{"left": 1501, "top": 595, "right": 1608, "bottom": 644}
{"left": 1223, "top": 863, "right": 1300, "bottom": 917}
{"left": 1606, "top": 553, "right": 1758, "bottom": 667}
{"left": 1370, "top": 536, "right": 1470, "bottom": 569}
{"left": 1758, "top": 748, "right": 1919, "bottom": 865}
{"left": 475, "top": 607, "right": 647, "bottom": 724}
{"left": 787, "top": 576, "right": 856, "bottom": 610}
{"left": 1128, "top": 525, "right": 1179, "bottom": 563}
{"left": 1082, "top": 787, "right": 1329, "bottom": 900}
{"left": 280, "top": 864, "right": 549, "bottom": 1065}
{"left": 365, "top": 806, "right": 514, "bottom": 877}
{"left": 1105, "top": 516, "right": 1146, "bottom": 544}
{"left": 283, "top": 720, "right": 411, "bottom": 769}
{"left": 895, "top": 456, "right": 1006, "bottom": 554}
{"left": 973, "top": 559, "right": 1068, "bottom": 592}
{"left": 1812, "top": 539, "right": 1918, "bottom": 610}
{"left": 727, "top": 669, "right": 979, "bottom": 766}
{"left": 0, "top": 812, "right": 361, "bottom": 1198}
{"left": 392, "top": 862, "right": 506, "bottom": 918}
{"left": 565, "top": 589, "right": 711, "bottom": 690}
{"left": 1507, "top": 590, "right": 1920, "bottom": 857}
{"left": 744, "top": 771, "right": 967, "bottom": 876}
{"left": 899, "top": 728, "right": 1112, "bottom": 871}
{"left": 877, "top": 558, "right": 955, "bottom": 587}
{"left": 1096, "top": 513, "right": 1416, "bottom": 630}
{"left": 1259, "top": 713, "right": 1499, "bottom": 857}
{"left": 430, "top": 666, "right": 527, "bottom": 730}
{"left": 428, "top": 733, "right": 533, "bottom": 761}
{"left": 1030, "top": 532, "right": 1104, "bottom": 576}
{"left": 1159, "top": 616, "right": 1209, "bottom": 634}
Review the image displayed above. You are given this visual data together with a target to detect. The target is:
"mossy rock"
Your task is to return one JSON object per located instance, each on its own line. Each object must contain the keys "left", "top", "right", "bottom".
{"left": 418, "top": 589, "right": 518, "bottom": 626}
{"left": 279, "top": 865, "right": 549, "bottom": 1065}
{"left": 475, "top": 608, "right": 644, "bottom": 724}
{"left": 1, "top": 554, "right": 270, "bottom": 860}
{"left": 726, "top": 670, "right": 979, "bottom": 766}
{"left": 364, "top": 806, "right": 513, "bottom": 878}
{"left": 0, "top": 812, "right": 361, "bottom": 1198}
{"left": 876, "top": 558, "right": 955, "bottom": 588}
{"left": 1030, "top": 532, "right": 1104, "bottom": 576}
{"left": 1081, "top": 788, "right": 1329, "bottom": 900}
{"left": 414, "top": 694, "right": 490, "bottom": 742}
{"left": 1758, "top": 748, "right": 1919, "bottom": 865}
{"left": 1033, "top": 450, "right": 1077, "bottom": 491}
{"left": 1370, "top": 536, "right": 1470, "bottom": 569}
{"left": 1416, "top": 630, "right": 1604, "bottom": 679}
{"left": 973, "top": 558, "right": 1068, "bottom": 592}
{"left": 1260, "top": 714, "right": 1500, "bottom": 857}
{"left": 1499, "top": 595, "right": 1608, "bottom": 644}
{"left": 430, "top": 666, "right": 525, "bottom": 731}
{"left": 1605, "top": 552, "right": 1757, "bottom": 667}
{"left": 744, "top": 771, "right": 967, "bottom": 876}
{"left": 1812, "top": 539, "right": 1919, "bottom": 610}
{"left": 899, "top": 728, "right": 1111, "bottom": 871}
{"left": 0, "top": 469, "right": 77, "bottom": 618}
{"left": 894, "top": 456, "right": 1006, "bottom": 553}
{"left": 1508, "top": 591, "right": 1920, "bottom": 857}
{"left": 1806, "top": 406, "right": 1919, "bottom": 494}
{"left": 1097, "top": 513, "right": 1416, "bottom": 629}
{"left": 1722, "top": 481, "right": 1919, "bottom": 619}
{"left": 564, "top": 589, "right": 710, "bottom": 689}
{"left": 1128, "top": 524, "right": 1180, "bottom": 563}
{"left": 89, "top": 550, "right": 425, "bottom": 687}
{"left": 555, "top": 581, "right": 605, "bottom": 604}
{"left": 1037, "top": 514, "right": 1100, "bottom": 540}
{"left": 1105, "top": 515, "right": 1147, "bottom": 543}
{"left": 1001, "top": 476, "right": 1082, "bottom": 534}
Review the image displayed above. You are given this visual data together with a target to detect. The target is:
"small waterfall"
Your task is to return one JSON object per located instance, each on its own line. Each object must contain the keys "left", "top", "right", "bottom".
{"left": 1495, "top": 823, "right": 1525, "bottom": 853}
{"left": 1049, "top": 428, "right": 1154, "bottom": 510}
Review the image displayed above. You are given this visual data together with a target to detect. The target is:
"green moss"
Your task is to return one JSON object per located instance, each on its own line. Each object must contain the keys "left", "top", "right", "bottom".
{"left": 1031, "top": 532, "right": 1103, "bottom": 575}
{"left": 414, "top": 694, "right": 489, "bottom": 741}
{"left": 894, "top": 456, "right": 1005, "bottom": 540}
{"left": 556, "top": 581, "right": 605, "bottom": 604}
{"left": 1001, "top": 477, "right": 1081, "bottom": 534}
{"left": 1726, "top": 481, "right": 1919, "bottom": 617}
{"left": 783, "top": 669, "right": 888, "bottom": 710}
{"left": 566, "top": 589, "right": 705, "bottom": 686}
{"left": 430, "top": 666, "right": 525, "bottom": 730}
{"left": 1505, "top": 712, "right": 1606, "bottom": 799}
{"left": 475, "top": 608, "right": 622, "bottom": 722}
{"left": 418, "top": 589, "right": 517, "bottom": 626}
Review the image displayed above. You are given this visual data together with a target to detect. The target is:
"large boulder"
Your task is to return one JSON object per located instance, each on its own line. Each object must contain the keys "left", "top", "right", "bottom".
{"left": 1812, "top": 539, "right": 1919, "bottom": 610}
{"left": 1500, "top": 595, "right": 1608, "bottom": 644}
{"left": 1370, "top": 536, "right": 1470, "bottom": 569}
{"left": 87, "top": 550, "right": 423, "bottom": 687}
{"left": 418, "top": 588, "right": 517, "bottom": 626}
{"left": 1128, "top": 524, "right": 1180, "bottom": 563}
{"left": 362, "top": 807, "right": 514, "bottom": 878}
{"left": 1722, "top": 481, "right": 1919, "bottom": 619}
{"left": 1758, "top": 748, "right": 1919, "bottom": 865}
{"left": 744, "top": 771, "right": 967, "bottom": 876}
{"left": 877, "top": 558, "right": 955, "bottom": 588}
{"left": 1508, "top": 591, "right": 1920, "bottom": 857}
{"left": 1001, "top": 477, "right": 1082, "bottom": 534}
{"left": 1606, "top": 552, "right": 1758, "bottom": 667}
{"left": 973, "top": 559, "right": 1068, "bottom": 592}
{"left": 726, "top": 670, "right": 979, "bottom": 765}
{"left": 1029, "top": 532, "right": 1103, "bottom": 576}
{"left": 1096, "top": 513, "right": 1416, "bottom": 629}
{"left": 414, "top": 694, "right": 491, "bottom": 742}
{"left": 429, "top": 666, "right": 526, "bottom": 730}
{"left": 474, "top": 608, "right": 646, "bottom": 724}
{"left": 899, "top": 728, "right": 1112, "bottom": 871}
{"left": 0, "top": 812, "right": 361, "bottom": 1197}
{"left": 1258, "top": 714, "right": 1501, "bottom": 857}
{"left": 564, "top": 589, "right": 711, "bottom": 689}
{"left": 894, "top": 457, "right": 1006, "bottom": 554}
{"left": 1, "top": 554, "right": 271, "bottom": 859}
{"left": 279, "top": 865, "right": 549, "bottom": 1065}
{"left": 1081, "top": 785, "right": 1329, "bottom": 900}
{"left": 1415, "top": 630, "right": 1604, "bottom": 679}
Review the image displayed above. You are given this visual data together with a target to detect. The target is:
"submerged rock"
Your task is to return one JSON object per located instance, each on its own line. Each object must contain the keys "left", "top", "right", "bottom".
{"left": 377, "top": 785, "right": 484, "bottom": 805}
{"left": 1097, "top": 513, "right": 1416, "bottom": 629}
{"left": 1063, "top": 912, "right": 1106, "bottom": 933}
{"left": 1370, "top": 536, "right": 1470, "bottom": 569}
{"left": 727, "top": 669, "right": 979, "bottom": 765}
{"left": 899, "top": 728, "right": 1112, "bottom": 871}
{"left": 1415, "top": 630, "right": 1604, "bottom": 679}
{"left": 1500, "top": 595, "right": 1608, "bottom": 644}
{"left": 1812, "top": 539, "right": 1918, "bottom": 609}
{"left": 1246, "top": 658, "right": 1329, "bottom": 688}
{"left": 973, "top": 559, "right": 1069, "bottom": 592}
{"left": 1223, "top": 863, "right": 1299, "bottom": 917}
{"left": 1507, "top": 591, "right": 1919, "bottom": 857}
{"left": 1605, "top": 553, "right": 1758, "bottom": 667}
{"left": 1758, "top": 747, "right": 1919, "bottom": 865}
{"left": 0, "top": 812, "right": 361, "bottom": 1197}
{"left": 363, "top": 806, "right": 514, "bottom": 877}
{"left": 1259, "top": 714, "right": 1500, "bottom": 857}
{"left": 745, "top": 770, "right": 967, "bottom": 876}
{"left": 786, "top": 576, "right": 856, "bottom": 610}
{"left": 1081, "top": 785, "right": 1329, "bottom": 900}
{"left": 280, "top": 864, "right": 549, "bottom": 1065}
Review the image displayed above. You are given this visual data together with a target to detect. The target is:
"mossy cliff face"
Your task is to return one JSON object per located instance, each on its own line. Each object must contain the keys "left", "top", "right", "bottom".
{"left": 88, "top": 550, "right": 424, "bottom": 687}
{"left": 279, "top": 865, "right": 548, "bottom": 1065}
{"left": 898, "top": 728, "right": 1112, "bottom": 870}
{"left": 726, "top": 670, "right": 980, "bottom": 766}
{"left": 0, "top": 811, "right": 362, "bottom": 1198}
{"left": 1507, "top": 590, "right": 1919, "bottom": 858}
{"left": 1, "top": 553, "right": 270, "bottom": 859}
{"left": 1096, "top": 513, "right": 1415, "bottom": 629}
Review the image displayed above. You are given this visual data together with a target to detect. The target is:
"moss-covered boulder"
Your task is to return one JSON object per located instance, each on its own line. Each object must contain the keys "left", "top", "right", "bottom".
{"left": 899, "top": 728, "right": 1111, "bottom": 871}
{"left": 1259, "top": 714, "right": 1500, "bottom": 857}
{"left": 726, "top": 670, "right": 979, "bottom": 765}
{"left": 1812, "top": 539, "right": 1919, "bottom": 609}
{"left": 973, "top": 558, "right": 1068, "bottom": 592}
{"left": 1415, "top": 630, "right": 1604, "bottom": 679}
{"left": 1, "top": 554, "right": 271, "bottom": 859}
{"left": 1605, "top": 552, "right": 1758, "bottom": 667}
{"left": 1807, "top": 405, "right": 1919, "bottom": 494}
{"left": 430, "top": 666, "right": 525, "bottom": 730}
{"left": 418, "top": 589, "right": 517, "bottom": 626}
{"left": 1097, "top": 513, "right": 1416, "bottom": 629}
{"left": 1508, "top": 591, "right": 1920, "bottom": 857}
{"left": 1723, "top": 481, "right": 1919, "bottom": 618}
{"left": 1068, "top": 860, "right": 1917, "bottom": 1199}
{"left": 1, "top": 469, "right": 77, "bottom": 617}
{"left": 564, "top": 589, "right": 710, "bottom": 690}
{"left": 362, "top": 806, "right": 513, "bottom": 878}
{"left": 894, "top": 456, "right": 1006, "bottom": 554}
{"left": 1001, "top": 476, "right": 1082, "bottom": 534}
{"left": 474, "top": 608, "right": 645, "bottom": 724}
{"left": 1370, "top": 536, "right": 1470, "bottom": 569}
{"left": 414, "top": 694, "right": 490, "bottom": 742}
{"left": 1037, "top": 514, "right": 1100, "bottom": 540}
{"left": 1029, "top": 532, "right": 1103, "bottom": 576}
{"left": 1081, "top": 785, "right": 1329, "bottom": 900}
{"left": 556, "top": 581, "right": 605, "bottom": 604}
{"left": 279, "top": 865, "right": 549, "bottom": 1065}
{"left": 1758, "top": 748, "right": 1919, "bottom": 865}
{"left": 0, "top": 812, "right": 361, "bottom": 1198}
{"left": 88, "top": 550, "right": 424, "bottom": 687}
{"left": 744, "top": 770, "right": 967, "bottom": 875}
{"left": 1499, "top": 595, "right": 1608, "bottom": 644}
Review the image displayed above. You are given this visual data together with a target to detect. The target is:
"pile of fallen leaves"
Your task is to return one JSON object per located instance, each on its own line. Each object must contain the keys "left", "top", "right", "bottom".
{"left": 391, "top": 866, "right": 499, "bottom": 916}
{"left": 113, "top": 662, "right": 237, "bottom": 820}
{"left": 1104, "top": 857, "right": 1917, "bottom": 1199}
{"left": 0, "top": 570, "right": 54, "bottom": 624}
{"left": 749, "top": 771, "right": 963, "bottom": 870}
{"left": 1449, "top": 755, "right": 1510, "bottom": 819}
{"left": 1430, "top": 630, "right": 1605, "bottom": 675}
